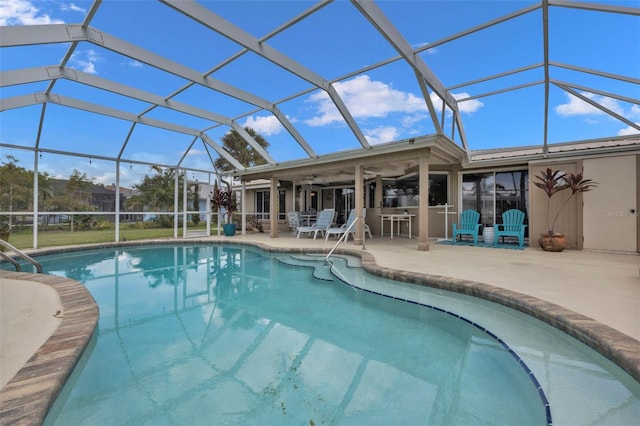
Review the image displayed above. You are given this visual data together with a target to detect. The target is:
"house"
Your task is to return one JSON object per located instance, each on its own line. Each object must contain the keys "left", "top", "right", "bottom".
{"left": 233, "top": 135, "right": 639, "bottom": 253}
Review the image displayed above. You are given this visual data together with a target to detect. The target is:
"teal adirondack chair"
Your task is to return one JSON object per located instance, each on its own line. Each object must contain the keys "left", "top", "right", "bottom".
{"left": 494, "top": 209, "right": 527, "bottom": 247}
{"left": 452, "top": 209, "right": 481, "bottom": 245}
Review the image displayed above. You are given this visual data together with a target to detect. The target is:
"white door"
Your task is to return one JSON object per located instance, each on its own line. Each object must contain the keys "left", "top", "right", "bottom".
{"left": 583, "top": 156, "right": 637, "bottom": 252}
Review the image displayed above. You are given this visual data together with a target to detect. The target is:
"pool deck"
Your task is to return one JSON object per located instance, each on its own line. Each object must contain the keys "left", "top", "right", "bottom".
{"left": 1, "top": 234, "right": 639, "bottom": 423}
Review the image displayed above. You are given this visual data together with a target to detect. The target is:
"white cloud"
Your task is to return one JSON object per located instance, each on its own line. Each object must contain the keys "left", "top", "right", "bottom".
{"left": 128, "top": 60, "right": 144, "bottom": 68}
{"left": 453, "top": 93, "right": 484, "bottom": 114}
{"left": 365, "top": 126, "right": 400, "bottom": 145}
{"left": 555, "top": 92, "right": 624, "bottom": 117}
{"left": 617, "top": 124, "right": 640, "bottom": 136}
{"left": 429, "top": 92, "right": 483, "bottom": 115}
{"left": 69, "top": 49, "right": 100, "bottom": 74}
{"left": 0, "top": 0, "right": 64, "bottom": 25}
{"left": 243, "top": 115, "right": 284, "bottom": 136}
{"left": 61, "top": 3, "right": 86, "bottom": 13}
{"left": 413, "top": 41, "right": 437, "bottom": 55}
{"left": 183, "top": 149, "right": 206, "bottom": 157}
{"left": 630, "top": 104, "right": 640, "bottom": 118}
{"left": 304, "top": 75, "right": 427, "bottom": 127}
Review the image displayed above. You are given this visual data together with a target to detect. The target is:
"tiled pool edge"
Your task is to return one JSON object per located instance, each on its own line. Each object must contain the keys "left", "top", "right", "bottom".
{"left": 0, "top": 270, "right": 99, "bottom": 426}
{"left": 1, "top": 239, "right": 637, "bottom": 423}
{"left": 225, "top": 240, "right": 640, "bottom": 384}
{"left": 350, "top": 250, "right": 640, "bottom": 385}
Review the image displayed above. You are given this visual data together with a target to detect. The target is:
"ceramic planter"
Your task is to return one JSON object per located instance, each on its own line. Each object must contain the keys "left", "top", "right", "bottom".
{"left": 538, "top": 233, "right": 567, "bottom": 252}
{"left": 223, "top": 223, "right": 237, "bottom": 236}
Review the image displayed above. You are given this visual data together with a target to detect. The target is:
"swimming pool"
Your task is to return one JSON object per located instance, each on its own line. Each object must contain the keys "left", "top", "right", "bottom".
{"left": 10, "top": 243, "right": 640, "bottom": 424}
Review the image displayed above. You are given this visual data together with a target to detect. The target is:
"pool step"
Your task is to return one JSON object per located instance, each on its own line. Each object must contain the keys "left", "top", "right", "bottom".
{"left": 276, "top": 254, "right": 362, "bottom": 285}
{"left": 328, "top": 261, "right": 365, "bottom": 288}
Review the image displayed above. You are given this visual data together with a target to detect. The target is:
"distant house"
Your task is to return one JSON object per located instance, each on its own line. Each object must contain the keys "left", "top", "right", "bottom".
{"left": 47, "top": 179, "right": 129, "bottom": 223}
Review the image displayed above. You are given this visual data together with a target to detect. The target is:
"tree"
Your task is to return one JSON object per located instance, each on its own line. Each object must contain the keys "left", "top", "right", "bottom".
{"left": 191, "top": 181, "right": 201, "bottom": 225}
{"left": 0, "top": 155, "right": 34, "bottom": 230}
{"left": 213, "top": 127, "right": 270, "bottom": 171}
{"left": 53, "top": 170, "right": 95, "bottom": 231}
{"left": 128, "top": 166, "right": 184, "bottom": 227}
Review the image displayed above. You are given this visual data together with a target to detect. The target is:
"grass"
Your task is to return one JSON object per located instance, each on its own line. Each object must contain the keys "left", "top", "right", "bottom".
{"left": 4, "top": 223, "right": 219, "bottom": 250}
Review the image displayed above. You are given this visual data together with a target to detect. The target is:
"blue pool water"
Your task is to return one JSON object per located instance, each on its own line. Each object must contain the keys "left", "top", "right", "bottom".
{"left": 17, "top": 244, "right": 639, "bottom": 425}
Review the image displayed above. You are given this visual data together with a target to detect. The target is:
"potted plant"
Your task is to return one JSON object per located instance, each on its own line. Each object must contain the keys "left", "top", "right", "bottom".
{"left": 211, "top": 182, "right": 238, "bottom": 236}
{"left": 534, "top": 167, "right": 597, "bottom": 252}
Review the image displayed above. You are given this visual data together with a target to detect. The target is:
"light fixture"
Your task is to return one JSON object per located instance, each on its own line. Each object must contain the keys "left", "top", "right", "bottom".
{"left": 408, "top": 138, "right": 415, "bottom": 145}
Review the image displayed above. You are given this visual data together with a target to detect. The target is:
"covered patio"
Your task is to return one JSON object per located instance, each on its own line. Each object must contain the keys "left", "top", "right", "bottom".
{"left": 234, "top": 134, "right": 466, "bottom": 250}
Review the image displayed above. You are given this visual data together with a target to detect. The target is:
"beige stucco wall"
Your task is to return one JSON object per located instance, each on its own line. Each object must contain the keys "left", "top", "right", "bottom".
{"left": 529, "top": 153, "right": 639, "bottom": 252}
{"left": 529, "top": 161, "right": 582, "bottom": 249}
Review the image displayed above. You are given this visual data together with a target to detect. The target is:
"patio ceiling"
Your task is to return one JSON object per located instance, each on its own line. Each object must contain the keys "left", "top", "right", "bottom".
{"left": 235, "top": 135, "right": 466, "bottom": 185}
{"left": 1, "top": 0, "right": 638, "bottom": 179}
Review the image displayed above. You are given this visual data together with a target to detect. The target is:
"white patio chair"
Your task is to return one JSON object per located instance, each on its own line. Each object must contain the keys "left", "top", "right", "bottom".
{"left": 325, "top": 208, "right": 373, "bottom": 241}
{"left": 287, "top": 211, "right": 301, "bottom": 234}
{"left": 296, "top": 209, "right": 335, "bottom": 239}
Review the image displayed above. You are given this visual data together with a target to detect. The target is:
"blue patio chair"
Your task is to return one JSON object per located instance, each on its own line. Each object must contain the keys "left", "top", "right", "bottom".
{"left": 452, "top": 209, "right": 481, "bottom": 245}
{"left": 296, "top": 208, "right": 335, "bottom": 239}
{"left": 494, "top": 209, "right": 527, "bottom": 247}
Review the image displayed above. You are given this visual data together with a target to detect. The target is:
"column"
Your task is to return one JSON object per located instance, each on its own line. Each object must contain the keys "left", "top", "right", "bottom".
{"left": 270, "top": 177, "right": 278, "bottom": 238}
{"left": 354, "top": 164, "right": 364, "bottom": 245}
{"left": 418, "top": 150, "right": 430, "bottom": 251}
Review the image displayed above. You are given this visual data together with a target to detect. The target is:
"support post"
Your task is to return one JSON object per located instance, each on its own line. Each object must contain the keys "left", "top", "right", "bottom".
{"left": 270, "top": 177, "right": 278, "bottom": 238}
{"left": 418, "top": 150, "right": 430, "bottom": 251}
{"left": 354, "top": 164, "right": 364, "bottom": 245}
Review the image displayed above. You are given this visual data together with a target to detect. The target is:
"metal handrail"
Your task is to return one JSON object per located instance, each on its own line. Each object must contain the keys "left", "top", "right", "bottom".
{"left": 325, "top": 216, "right": 364, "bottom": 262}
{"left": 0, "top": 239, "right": 43, "bottom": 273}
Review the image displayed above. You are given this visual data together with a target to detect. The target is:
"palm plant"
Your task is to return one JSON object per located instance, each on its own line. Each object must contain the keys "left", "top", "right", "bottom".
{"left": 534, "top": 167, "right": 598, "bottom": 235}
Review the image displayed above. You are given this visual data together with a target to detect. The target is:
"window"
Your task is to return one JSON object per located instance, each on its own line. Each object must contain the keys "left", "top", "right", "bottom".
{"left": 382, "top": 173, "right": 448, "bottom": 208}
{"left": 462, "top": 170, "right": 528, "bottom": 230}
{"left": 256, "top": 191, "right": 269, "bottom": 220}
{"left": 256, "top": 190, "right": 286, "bottom": 220}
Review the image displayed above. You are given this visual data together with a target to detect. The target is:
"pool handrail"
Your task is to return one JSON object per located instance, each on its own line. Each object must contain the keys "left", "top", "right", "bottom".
{"left": 326, "top": 216, "right": 363, "bottom": 262}
{"left": 0, "top": 239, "right": 43, "bottom": 273}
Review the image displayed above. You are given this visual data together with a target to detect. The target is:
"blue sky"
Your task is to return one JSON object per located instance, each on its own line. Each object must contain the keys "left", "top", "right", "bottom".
{"left": 1, "top": 0, "right": 639, "bottom": 187}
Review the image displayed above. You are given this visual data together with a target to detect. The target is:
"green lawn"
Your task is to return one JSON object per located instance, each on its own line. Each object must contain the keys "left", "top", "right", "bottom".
{"left": 4, "top": 224, "right": 219, "bottom": 250}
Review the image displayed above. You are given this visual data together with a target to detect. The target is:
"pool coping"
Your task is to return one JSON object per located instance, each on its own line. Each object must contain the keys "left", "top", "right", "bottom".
{"left": 0, "top": 239, "right": 638, "bottom": 424}
{"left": 0, "top": 270, "right": 99, "bottom": 425}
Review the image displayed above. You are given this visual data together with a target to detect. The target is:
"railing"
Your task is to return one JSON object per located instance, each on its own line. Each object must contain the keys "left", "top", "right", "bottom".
{"left": 0, "top": 239, "right": 43, "bottom": 273}
{"left": 325, "top": 217, "right": 365, "bottom": 262}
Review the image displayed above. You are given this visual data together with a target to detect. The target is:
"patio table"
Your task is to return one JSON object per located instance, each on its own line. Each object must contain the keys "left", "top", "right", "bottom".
{"left": 379, "top": 213, "right": 415, "bottom": 239}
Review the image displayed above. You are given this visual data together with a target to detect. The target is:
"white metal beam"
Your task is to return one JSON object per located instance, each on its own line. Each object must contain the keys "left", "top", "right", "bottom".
{"left": 351, "top": 0, "right": 458, "bottom": 110}
{"left": 550, "top": 79, "right": 639, "bottom": 105}
{"left": 1, "top": 24, "right": 315, "bottom": 164}
{"left": 0, "top": 24, "right": 271, "bottom": 110}
{"left": 0, "top": 92, "right": 246, "bottom": 170}
{"left": 550, "top": 61, "right": 640, "bottom": 85}
{"left": 160, "top": 0, "right": 371, "bottom": 149}
{"left": 555, "top": 83, "right": 640, "bottom": 132}
{"left": 542, "top": 0, "right": 551, "bottom": 155}
{"left": 1, "top": 65, "right": 276, "bottom": 165}
{"left": 549, "top": 0, "right": 640, "bottom": 16}
{"left": 350, "top": 0, "right": 471, "bottom": 155}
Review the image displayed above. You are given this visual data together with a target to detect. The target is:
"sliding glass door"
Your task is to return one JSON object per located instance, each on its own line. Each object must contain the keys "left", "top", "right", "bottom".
{"left": 461, "top": 170, "right": 528, "bottom": 232}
